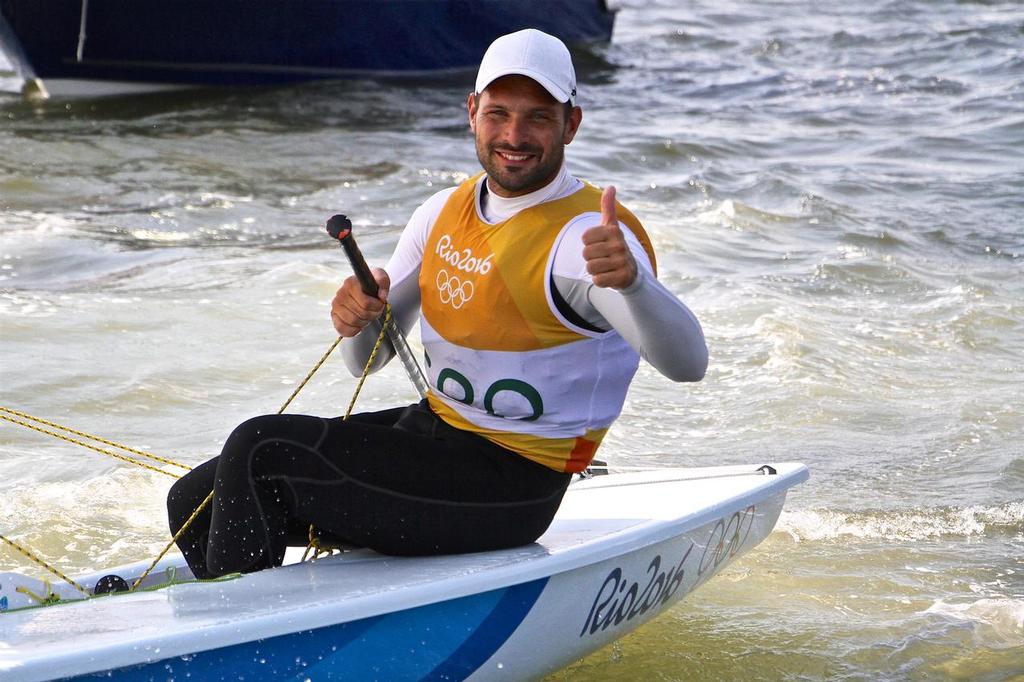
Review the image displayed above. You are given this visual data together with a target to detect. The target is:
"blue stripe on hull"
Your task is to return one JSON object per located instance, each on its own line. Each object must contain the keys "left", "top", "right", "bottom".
{"left": 425, "top": 577, "right": 546, "bottom": 680}
{"left": 72, "top": 578, "right": 548, "bottom": 681}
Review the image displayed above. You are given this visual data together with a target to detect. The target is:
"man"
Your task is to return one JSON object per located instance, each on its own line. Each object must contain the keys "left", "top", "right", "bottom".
{"left": 167, "top": 29, "right": 707, "bottom": 579}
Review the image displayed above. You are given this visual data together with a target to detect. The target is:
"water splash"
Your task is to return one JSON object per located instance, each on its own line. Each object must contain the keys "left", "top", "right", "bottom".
{"left": 779, "top": 502, "right": 1024, "bottom": 542}
{"left": 924, "top": 598, "right": 1024, "bottom": 650}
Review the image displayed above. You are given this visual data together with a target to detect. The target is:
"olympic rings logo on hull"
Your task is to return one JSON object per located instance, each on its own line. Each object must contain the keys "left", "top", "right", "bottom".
{"left": 436, "top": 269, "right": 475, "bottom": 309}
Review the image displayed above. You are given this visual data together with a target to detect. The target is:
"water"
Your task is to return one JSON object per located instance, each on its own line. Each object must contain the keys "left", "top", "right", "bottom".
{"left": 1, "top": 0, "right": 1022, "bottom": 678}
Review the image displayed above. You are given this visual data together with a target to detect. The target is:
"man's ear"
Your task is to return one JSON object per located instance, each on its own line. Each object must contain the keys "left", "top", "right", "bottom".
{"left": 563, "top": 105, "right": 582, "bottom": 145}
{"left": 467, "top": 92, "right": 478, "bottom": 133}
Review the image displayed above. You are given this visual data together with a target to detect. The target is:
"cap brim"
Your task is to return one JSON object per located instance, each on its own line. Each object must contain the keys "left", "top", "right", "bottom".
{"left": 477, "top": 68, "right": 573, "bottom": 104}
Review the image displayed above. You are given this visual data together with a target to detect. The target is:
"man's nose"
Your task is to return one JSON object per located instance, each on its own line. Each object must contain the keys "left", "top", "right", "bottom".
{"left": 501, "top": 115, "right": 529, "bottom": 148}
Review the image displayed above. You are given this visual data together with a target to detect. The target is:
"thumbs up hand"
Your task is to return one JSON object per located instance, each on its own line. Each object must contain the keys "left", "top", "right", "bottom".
{"left": 581, "top": 186, "right": 638, "bottom": 290}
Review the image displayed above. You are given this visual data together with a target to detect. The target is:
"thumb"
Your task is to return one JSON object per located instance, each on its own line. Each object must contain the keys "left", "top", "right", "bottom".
{"left": 600, "top": 185, "right": 618, "bottom": 227}
{"left": 372, "top": 268, "right": 391, "bottom": 302}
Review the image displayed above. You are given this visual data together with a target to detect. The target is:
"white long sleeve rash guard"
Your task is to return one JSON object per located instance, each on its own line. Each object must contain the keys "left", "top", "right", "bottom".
{"left": 342, "top": 166, "right": 708, "bottom": 383}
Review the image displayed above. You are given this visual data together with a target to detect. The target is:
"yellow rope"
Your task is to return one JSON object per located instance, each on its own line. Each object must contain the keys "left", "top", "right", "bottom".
{"left": 0, "top": 534, "right": 90, "bottom": 599}
{"left": 342, "top": 306, "right": 393, "bottom": 420}
{"left": 0, "top": 406, "right": 191, "bottom": 471}
{"left": 301, "top": 524, "right": 338, "bottom": 562}
{"left": 0, "top": 412, "right": 184, "bottom": 598}
{"left": 17, "top": 584, "right": 61, "bottom": 607}
{"left": 129, "top": 491, "right": 213, "bottom": 591}
{"left": 277, "top": 336, "right": 343, "bottom": 415}
{"left": 0, "top": 413, "right": 183, "bottom": 479}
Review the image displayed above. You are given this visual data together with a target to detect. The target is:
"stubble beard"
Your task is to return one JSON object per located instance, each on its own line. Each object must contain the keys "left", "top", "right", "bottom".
{"left": 476, "top": 140, "right": 565, "bottom": 196}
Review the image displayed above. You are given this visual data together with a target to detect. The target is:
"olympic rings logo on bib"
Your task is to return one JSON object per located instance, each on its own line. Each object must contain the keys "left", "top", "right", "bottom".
{"left": 436, "top": 269, "right": 475, "bottom": 309}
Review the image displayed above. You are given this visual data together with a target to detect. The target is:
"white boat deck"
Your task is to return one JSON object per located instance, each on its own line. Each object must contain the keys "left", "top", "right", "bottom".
{"left": 0, "top": 463, "right": 808, "bottom": 681}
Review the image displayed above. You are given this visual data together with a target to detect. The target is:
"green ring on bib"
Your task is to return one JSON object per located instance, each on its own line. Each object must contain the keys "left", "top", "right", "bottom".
{"left": 437, "top": 368, "right": 474, "bottom": 405}
{"left": 484, "top": 379, "right": 544, "bottom": 422}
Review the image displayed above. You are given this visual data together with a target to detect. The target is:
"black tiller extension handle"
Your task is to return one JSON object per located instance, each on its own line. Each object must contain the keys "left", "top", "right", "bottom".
{"left": 326, "top": 214, "right": 379, "bottom": 297}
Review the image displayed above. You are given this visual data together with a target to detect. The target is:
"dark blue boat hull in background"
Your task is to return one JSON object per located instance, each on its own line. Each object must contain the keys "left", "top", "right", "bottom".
{"left": 0, "top": 0, "right": 615, "bottom": 87}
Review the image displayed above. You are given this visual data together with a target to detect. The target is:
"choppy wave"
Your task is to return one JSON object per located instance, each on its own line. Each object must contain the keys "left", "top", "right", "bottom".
{"left": 0, "top": 470, "right": 170, "bottom": 573}
{"left": 778, "top": 502, "right": 1024, "bottom": 542}
{"left": 925, "top": 598, "right": 1024, "bottom": 650}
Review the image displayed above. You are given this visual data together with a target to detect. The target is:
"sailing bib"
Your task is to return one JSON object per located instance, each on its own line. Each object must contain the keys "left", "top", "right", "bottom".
{"left": 419, "top": 174, "right": 657, "bottom": 473}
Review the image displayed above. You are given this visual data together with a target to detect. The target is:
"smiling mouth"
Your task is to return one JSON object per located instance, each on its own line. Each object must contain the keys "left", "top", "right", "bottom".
{"left": 494, "top": 149, "right": 536, "bottom": 163}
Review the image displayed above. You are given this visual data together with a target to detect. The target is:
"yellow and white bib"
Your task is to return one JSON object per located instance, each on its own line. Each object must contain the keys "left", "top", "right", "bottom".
{"left": 419, "top": 174, "right": 657, "bottom": 473}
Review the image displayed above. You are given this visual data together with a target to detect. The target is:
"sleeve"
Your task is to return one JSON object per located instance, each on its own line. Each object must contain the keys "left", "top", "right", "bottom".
{"left": 551, "top": 214, "right": 708, "bottom": 382}
{"left": 340, "top": 186, "right": 456, "bottom": 376}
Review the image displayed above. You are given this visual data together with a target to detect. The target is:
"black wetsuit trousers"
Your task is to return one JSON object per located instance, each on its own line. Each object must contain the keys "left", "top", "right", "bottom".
{"left": 166, "top": 401, "right": 571, "bottom": 579}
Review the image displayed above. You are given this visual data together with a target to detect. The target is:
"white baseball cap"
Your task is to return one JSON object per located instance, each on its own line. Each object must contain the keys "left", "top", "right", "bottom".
{"left": 475, "top": 29, "right": 578, "bottom": 105}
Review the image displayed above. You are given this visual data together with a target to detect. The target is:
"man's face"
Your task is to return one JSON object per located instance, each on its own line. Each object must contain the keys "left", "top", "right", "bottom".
{"left": 468, "top": 75, "right": 582, "bottom": 198}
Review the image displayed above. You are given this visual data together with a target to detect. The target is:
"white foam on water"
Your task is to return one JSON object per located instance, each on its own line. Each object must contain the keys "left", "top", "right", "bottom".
{"left": 128, "top": 228, "right": 192, "bottom": 242}
{"left": 924, "top": 598, "right": 1024, "bottom": 650}
{"left": 0, "top": 469, "right": 170, "bottom": 573}
{"left": 3, "top": 211, "right": 78, "bottom": 234}
{"left": 694, "top": 199, "right": 800, "bottom": 230}
{"left": 777, "top": 502, "right": 1024, "bottom": 542}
